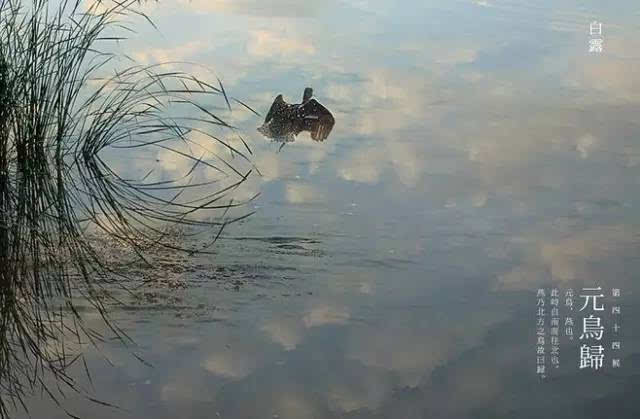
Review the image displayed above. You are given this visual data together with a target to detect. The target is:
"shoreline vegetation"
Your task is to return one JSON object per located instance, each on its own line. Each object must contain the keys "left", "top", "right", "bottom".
{"left": 0, "top": 1, "right": 255, "bottom": 417}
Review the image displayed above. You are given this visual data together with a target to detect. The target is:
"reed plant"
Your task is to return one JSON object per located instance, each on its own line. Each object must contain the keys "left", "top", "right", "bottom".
{"left": 0, "top": 0, "right": 255, "bottom": 416}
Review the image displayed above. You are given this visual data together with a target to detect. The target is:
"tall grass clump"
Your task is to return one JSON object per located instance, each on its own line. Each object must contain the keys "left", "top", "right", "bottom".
{"left": 0, "top": 0, "right": 256, "bottom": 416}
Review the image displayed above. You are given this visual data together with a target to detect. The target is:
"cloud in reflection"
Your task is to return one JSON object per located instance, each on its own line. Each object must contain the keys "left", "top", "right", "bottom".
{"left": 285, "top": 182, "right": 323, "bottom": 204}
{"left": 345, "top": 305, "right": 509, "bottom": 388}
{"left": 498, "top": 224, "right": 640, "bottom": 289}
{"left": 560, "top": 31, "right": 640, "bottom": 103}
{"left": 202, "top": 351, "right": 255, "bottom": 378}
{"left": 575, "top": 133, "right": 599, "bottom": 159}
{"left": 176, "top": 0, "right": 329, "bottom": 17}
{"left": 540, "top": 225, "right": 638, "bottom": 281}
{"left": 247, "top": 30, "right": 316, "bottom": 58}
{"left": 261, "top": 303, "right": 350, "bottom": 351}
{"left": 261, "top": 317, "right": 303, "bottom": 350}
{"left": 199, "top": 331, "right": 278, "bottom": 380}
{"left": 131, "top": 41, "right": 205, "bottom": 65}
{"left": 302, "top": 304, "right": 350, "bottom": 328}
{"left": 337, "top": 148, "right": 385, "bottom": 184}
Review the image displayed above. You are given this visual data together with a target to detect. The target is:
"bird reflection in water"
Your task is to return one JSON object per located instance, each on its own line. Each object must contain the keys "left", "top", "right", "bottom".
{"left": 257, "top": 87, "right": 335, "bottom": 149}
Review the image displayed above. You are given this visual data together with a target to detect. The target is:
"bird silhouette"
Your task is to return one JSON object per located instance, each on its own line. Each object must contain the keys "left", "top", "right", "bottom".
{"left": 258, "top": 87, "right": 335, "bottom": 143}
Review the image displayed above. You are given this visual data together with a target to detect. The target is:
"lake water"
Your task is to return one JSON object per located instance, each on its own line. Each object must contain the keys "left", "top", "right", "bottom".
{"left": 18, "top": 0, "right": 640, "bottom": 418}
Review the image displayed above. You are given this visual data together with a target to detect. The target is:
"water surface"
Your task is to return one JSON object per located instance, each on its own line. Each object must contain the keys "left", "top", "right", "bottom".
{"left": 19, "top": 0, "right": 640, "bottom": 417}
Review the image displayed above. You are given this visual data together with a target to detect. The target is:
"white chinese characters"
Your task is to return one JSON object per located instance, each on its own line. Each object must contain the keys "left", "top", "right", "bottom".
{"left": 536, "top": 287, "right": 623, "bottom": 377}
{"left": 589, "top": 21, "right": 603, "bottom": 53}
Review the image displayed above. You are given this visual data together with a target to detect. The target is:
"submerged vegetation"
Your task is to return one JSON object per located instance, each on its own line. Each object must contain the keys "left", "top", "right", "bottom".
{"left": 0, "top": 0, "right": 255, "bottom": 416}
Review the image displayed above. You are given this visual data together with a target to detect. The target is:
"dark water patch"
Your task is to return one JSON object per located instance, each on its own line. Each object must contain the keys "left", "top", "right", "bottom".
{"left": 276, "top": 244, "right": 307, "bottom": 250}
{"left": 225, "top": 235, "right": 321, "bottom": 244}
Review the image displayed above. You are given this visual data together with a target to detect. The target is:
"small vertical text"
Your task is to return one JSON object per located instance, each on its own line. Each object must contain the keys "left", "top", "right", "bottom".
{"left": 589, "top": 20, "right": 603, "bottom": 53}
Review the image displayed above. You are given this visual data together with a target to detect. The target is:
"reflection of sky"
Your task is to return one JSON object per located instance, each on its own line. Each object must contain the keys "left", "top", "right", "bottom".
{"left": 18, "top": 0, "right": 640, "bottom": 418}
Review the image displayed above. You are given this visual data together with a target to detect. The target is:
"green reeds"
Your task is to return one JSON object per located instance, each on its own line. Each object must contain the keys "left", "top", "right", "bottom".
{"left": 0, "top": 1, "right": 254, "bottom": 416}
